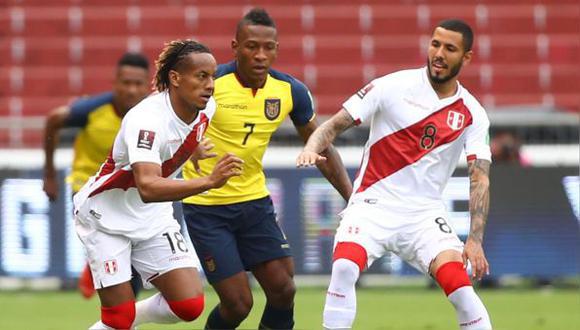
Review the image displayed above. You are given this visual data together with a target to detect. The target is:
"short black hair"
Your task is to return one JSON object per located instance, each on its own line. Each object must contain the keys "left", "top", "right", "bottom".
{"left": 236, "top": 7, "right": 276, "bottom": 39}
{"left": 154, "top": 39, "right": 212, "bottom": 91}
{"left": 436, "top": 19, "right": 474, "bottom": 52}
{"left": 117, "top": 52, "right": 149, "bottom": 71}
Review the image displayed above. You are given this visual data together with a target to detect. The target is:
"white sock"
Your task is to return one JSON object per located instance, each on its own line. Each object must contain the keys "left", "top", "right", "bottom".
{"left": 88, "top": 320, "right": 114, "bottom": 330}
{"left": 133, "top": 292, "right": 180, "bottom": 327}
{"left": 448, "top": 286, "right": 492, "bottom": 329}
{"left": 323, "top": 259, "right": 360, "bottom": 329}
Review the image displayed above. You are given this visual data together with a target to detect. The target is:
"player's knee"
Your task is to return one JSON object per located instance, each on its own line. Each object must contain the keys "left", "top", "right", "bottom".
{"left": 101, "top": 300, "right": 135, "bottom": 330}
{"left": 222, "top": 294, "right": 253, "bottom": 320}
{"left": 435, "top": 261, "right": 472, "bottom": 296}
{"left": 331, "top": 258, "right": 361, "bottom": 285}
{"left": 167, "top": 294, "right": 205, "bottom": 322}
{"left": 333, "top": 242, "right": 367, "bottom": 273}
{"left": 266, "top": 278, "right": 296, "bottom": 308}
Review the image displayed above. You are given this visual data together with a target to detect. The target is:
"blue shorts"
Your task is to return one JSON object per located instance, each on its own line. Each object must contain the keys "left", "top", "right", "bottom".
{"left": 183, "top": 196, "right": 292, "bottom": 284}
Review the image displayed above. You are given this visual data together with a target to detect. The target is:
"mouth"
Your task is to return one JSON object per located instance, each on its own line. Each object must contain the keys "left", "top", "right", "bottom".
{"left": 252, "top": 65, "right": 268, "bottom": 74}
{"left": 199, "top": 94, "right": 212, "bottom": 103}
{"left": 431, "top": 60, "right": 447, "bottom": 74}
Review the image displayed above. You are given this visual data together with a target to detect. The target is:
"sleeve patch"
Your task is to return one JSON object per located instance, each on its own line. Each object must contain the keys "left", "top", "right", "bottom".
{"left": 137, "top": 130, "right": 156, "bottom": 150}
{"left": 356, "top": 83, "right": 375, "bottom": 99}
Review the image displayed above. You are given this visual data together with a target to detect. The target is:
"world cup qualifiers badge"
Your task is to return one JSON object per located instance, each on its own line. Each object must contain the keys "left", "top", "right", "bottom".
{"left": 264, "top": 98, "right": 281, "bottom": 120}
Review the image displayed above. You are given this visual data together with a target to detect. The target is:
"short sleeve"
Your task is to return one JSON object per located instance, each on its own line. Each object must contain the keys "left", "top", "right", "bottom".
{"left": 288, "top": 79, "right": 315, "bottom": 126}
{"left": 342, "top": 80, "right": 381, "bottom": 125}
{"left": 122, "top": 112, "right": 163, "bottom": 166}
{"left": 65, "top": 92, "right": 113, "bottom": 128}
{"left": 464, "top": 107, "right": 492, "bottom": 162}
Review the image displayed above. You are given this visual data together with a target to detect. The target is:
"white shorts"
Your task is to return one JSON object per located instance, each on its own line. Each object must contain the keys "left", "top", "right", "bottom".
{"left": 335, "top": 202, "right": 464, "bottom": 274}
{"left": 76, "top": 218, "right": 200, "bottom": 289}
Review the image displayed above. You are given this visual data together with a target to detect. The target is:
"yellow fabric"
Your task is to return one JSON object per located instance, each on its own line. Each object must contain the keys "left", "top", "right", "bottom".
{"left": 182, "top": 73, "right": 297, "bottom": 205}
{"left": 66, "top": 104, "right": 121, "bottom": 192}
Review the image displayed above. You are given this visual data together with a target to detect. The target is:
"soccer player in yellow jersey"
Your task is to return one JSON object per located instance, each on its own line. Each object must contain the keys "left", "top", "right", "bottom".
{"left": 42, "top": 53, "right": 150, "bottom": 299}
{"left": 181, "top": 8, "right": 353, "bottom": 329}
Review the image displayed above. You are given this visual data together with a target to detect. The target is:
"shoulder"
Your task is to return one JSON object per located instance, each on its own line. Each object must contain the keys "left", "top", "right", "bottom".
{"left": 70, "top": 92, "right": 114, "bottom": 112}
{"left": 459, "top": 89, "right": 489, "bottom": 126}
{"left": 215, "top": 62, "right": 237, "bottom": 79}
{"left": 125, "top": 92, "right": 164, "bottom": 122}
{"left": 269, "top": 68, "right": 311, "bottom": 98}
{"left": 460, "top": 88, "right": 487, "bottom": 116}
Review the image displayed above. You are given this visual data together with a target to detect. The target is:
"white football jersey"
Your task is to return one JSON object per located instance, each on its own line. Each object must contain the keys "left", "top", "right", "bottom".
{"left": 343, "top": 67, "right": 491, "bottom": 210}
{"left": 73, "top": 91, "right": 216, "bottom": 240}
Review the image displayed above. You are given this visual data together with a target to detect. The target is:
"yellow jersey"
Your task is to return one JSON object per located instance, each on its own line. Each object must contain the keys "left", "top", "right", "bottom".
{"left": 65, "top": 92, "right": 122, "bottom": 192}
{"left": 182, "top": 61, "right": 315, "bottom": 205}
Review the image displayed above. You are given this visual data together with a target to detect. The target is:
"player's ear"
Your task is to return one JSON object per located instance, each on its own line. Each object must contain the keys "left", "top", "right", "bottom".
{"left": 169, "top": 70, "right": 180, "bottom": 88}
{"left": 462, "top": 50, "right": 473, "bottom": 67}
{"left": 231, "top": 39, "right": 238, "bottom": 57}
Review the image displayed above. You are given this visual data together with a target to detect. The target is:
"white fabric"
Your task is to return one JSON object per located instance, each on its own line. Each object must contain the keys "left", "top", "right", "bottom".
{"left": 133, "top": 293, "right": 180, "bottom": 326}
{"left": 74, "top": 91, "right": 216, "bottom": 241}
{"left": 342, "top": 67, "right": 491, "bottom": 212}
{"left": 88, "top": 321, "right": 114, "bottom": 330}
{"left": 448, "top": 286, "right": 492, "bottom": 329}
{"left": 76, "top": 211, "right": 199, "bottom": 290}
{"left": 323, "top": 259, "right": 360, "bottom": 329}
{"left": 335, "top": 202, "right": 463, "bottom": 274}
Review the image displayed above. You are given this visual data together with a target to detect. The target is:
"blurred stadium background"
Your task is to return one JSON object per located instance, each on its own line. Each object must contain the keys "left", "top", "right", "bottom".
{"left": 0, "top": 0, "right": 578, "bottom": 329}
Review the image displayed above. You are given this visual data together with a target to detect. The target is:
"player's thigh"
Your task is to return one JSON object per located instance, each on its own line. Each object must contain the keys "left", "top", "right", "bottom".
{"left": 333, "top": 203, "right": 390, "bottom": 269}
{"left": 76, "top": 219, "right": 134, "bottom": 291}
{"left": 182, "top": 203, "right": 245, "bottom": 284}
{"left": 236, "top": 197, "right": 292, "bottom": 270}
{"left": 151, "top": 267, "right": 203, "bottom": 301}
{"left": 395, "top": 211, "right": 464, "bottom": 275}
{"left": 131, "top": 222, "right": 199, "bottom": 289}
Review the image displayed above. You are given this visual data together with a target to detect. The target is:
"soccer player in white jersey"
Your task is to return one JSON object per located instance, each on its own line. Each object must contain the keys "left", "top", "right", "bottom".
{"left": 74, "top": 39, "right": 243, "bottom": 330}
{"left": 297, "top": 19, "right": 493, "bottom": 329}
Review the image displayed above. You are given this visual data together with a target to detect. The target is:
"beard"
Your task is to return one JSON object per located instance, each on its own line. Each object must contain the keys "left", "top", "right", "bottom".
{"left": 427, "top": 57, "right": 463, "bottom": 84}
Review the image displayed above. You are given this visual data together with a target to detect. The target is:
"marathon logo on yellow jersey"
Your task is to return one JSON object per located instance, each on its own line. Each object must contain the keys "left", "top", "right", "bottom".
{"left": 264, "top": 98, "right": 281, "bottom": 120}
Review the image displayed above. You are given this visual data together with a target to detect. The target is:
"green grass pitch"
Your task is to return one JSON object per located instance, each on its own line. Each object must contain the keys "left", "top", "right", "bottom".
{"left": 0, "top": 287, "right": 578, "bottom": 329}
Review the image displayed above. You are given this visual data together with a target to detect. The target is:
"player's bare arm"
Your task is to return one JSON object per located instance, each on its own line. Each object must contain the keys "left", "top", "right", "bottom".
{"left": 295, "top": 117, "right": 353, "bottom": 200}
{"left": 296, "top": 108, "right": 355, "bottom": 168}
{"left": 133, "top": 153, "right": 243, "bottom": 202}
{"left": 464, "top": 158, "right": 491, "bottom": 280}
{"left": 42, "top": 106, "right": 71, "bottom": 201}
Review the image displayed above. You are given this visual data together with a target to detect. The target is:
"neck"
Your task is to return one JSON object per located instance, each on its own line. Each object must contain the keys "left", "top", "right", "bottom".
{"left": 168, "top": 91, "right": 198, "bottom": 124}
{"left": 428, "top": 74, "right": 458, "bottom": 99}
{"left": 236, "top": 68, "right": 266, "bottom": 89}
{"left": 111, "top": 99, "right": 127, "bottom": 118}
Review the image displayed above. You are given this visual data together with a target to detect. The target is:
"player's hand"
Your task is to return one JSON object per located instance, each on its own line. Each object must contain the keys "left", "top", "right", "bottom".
{"left": 43, "top": 173, "right": 59, "bottom": 202}
{"left": 296, "top": 150, "right": 327, "bottom": 168}
{"left": 208, "top": 153, "right": 243, "bottom": 188}
{"left": 462, "top": 237, "right": 490, "bottom": 281}
{"left": 191, "top": 138, "right": 217, "bottom": 174}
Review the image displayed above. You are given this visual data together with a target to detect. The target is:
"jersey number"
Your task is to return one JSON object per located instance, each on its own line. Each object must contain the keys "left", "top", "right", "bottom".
{"left": 162, "top": 232, "right": 188, "bottom": 254}
{"left": 420, "top": 124, "right": 437, "bottom": 150}
{"left": 242, "top": 122, "right": 255, "bottom": 145}
{"left": 434, "top": 217, "right": 452, "bottom": 234}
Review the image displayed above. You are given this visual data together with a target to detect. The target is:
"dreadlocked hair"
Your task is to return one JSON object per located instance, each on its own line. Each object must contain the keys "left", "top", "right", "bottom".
{"left": 154, "top": 39, "right": 212, "bottom": 91}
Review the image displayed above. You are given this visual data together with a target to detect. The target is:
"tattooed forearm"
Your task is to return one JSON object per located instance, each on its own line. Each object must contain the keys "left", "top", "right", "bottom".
{"left": 305, "top": 109, "right": 355, "bottom": 153}
{"left": 468, "top": 159, "right": 491, "bottom": 243}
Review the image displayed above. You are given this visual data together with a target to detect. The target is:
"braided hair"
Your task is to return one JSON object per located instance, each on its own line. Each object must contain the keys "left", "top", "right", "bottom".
{"left": 154, "top": 39, "right": 212, "bottom": 91}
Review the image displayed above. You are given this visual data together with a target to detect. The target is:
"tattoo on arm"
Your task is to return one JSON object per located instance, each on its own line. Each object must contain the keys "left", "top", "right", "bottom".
{"left": 468, "top": 159, "right": 491, "bottom": 243}
{"left": 305, "top": 109, "right": 355, "bottom": 153}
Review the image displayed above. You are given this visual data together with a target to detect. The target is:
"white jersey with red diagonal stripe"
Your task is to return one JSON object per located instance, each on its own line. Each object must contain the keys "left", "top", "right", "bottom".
{"left": 342, "top": 67, "right": 491, "bottom": 211}
{"left": 73, "top": 91, "right": 215, "bottom": 240}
